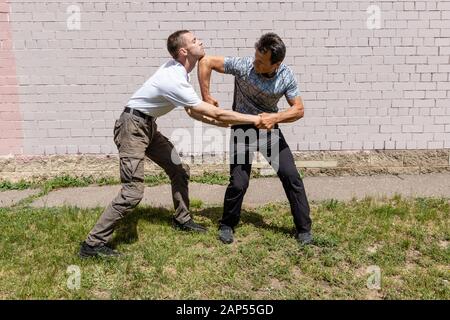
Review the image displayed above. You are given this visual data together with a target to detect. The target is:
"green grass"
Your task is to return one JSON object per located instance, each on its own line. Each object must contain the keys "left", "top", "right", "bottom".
{"left": 0, "top": 195, "right": 448, "bottom": 299}
{"left": 190, "top": 198, "right": 204, "bottom": 209}
{"left": 0, "top": 175, "right": 102, "bottom": 193}
{"left": 0, "top": 179, "right": 34, "bottom": 191}
{"left": 143, "top": 173, "right": 170, "bottom": 186}
{"left": 0, "top": 172, "right": 232, "bottom": 193}
{"left": 191, "top": 172, "right": 230, "bottom": 185}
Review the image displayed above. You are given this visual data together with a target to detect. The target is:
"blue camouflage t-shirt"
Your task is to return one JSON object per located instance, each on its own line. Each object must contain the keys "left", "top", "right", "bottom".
{"left": 224, "top": 56, "right": 300, "bottom": 115}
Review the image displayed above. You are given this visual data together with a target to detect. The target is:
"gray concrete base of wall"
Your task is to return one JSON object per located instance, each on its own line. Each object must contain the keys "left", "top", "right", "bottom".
{"left": 1, "top": 150, "right": 449, "bottom": 182}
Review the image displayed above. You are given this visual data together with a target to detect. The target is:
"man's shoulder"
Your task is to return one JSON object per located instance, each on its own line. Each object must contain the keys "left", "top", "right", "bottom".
{"left": 159, "top": 59, "right": 185, "bottom": 74}
{"left": 154, "top": 60, "right": 187, "bottom": 82}
{"left": 226, "top": 55, "right": 253, "bottom": 61}
{"left": 279, "top": 63, "right": 295, "bottom": 76}
{"left": 275, "top": 64, "right": 297, "bottom": 85}
{"left": 225, "top": 55, "right": 253, "bottom": 66}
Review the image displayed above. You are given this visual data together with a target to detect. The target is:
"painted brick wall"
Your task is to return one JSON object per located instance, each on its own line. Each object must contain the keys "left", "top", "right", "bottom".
{"left": 1, "top": 0, "right": 450, "bottom": 156}
{"left": 0, "top": 0, "right": 23, "bottom": 155}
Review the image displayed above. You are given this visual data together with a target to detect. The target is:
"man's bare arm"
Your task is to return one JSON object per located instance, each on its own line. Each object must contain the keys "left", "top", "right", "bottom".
{"left": 185, "top": 107, "right": 229, "bottom": 128}
{"left": 185, "top": 102, "right": 261, "bottom": 126}
{"left": 259, "top": 97, "right": 305, "bottom": 129}
{"left": 197, "top": 56, "right": 225, "bottom": 106}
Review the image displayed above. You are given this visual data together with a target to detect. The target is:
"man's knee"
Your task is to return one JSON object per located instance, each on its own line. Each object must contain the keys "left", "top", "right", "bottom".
{"left": 169, "top": 163, "right": 190, "bottom": 181}
{"left": 127, "top": 193, "right": 144, "bottom": 208}
{"left": 181, "top": 163, "right": 190, "bottom": 179}
{"left": 278, "top": 169, "right": 304, "bottom": 189}
{"left": 229, "top": 175, "right": 250, "bottom": 193}
{"left": 113, "top": 182, "right": 145, "bottom": 210}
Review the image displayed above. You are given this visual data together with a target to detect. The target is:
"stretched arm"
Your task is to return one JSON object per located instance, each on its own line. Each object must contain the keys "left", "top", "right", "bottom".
{"left": 185, "top": 107, "right": 230, "bottom": 128}
{"left": 197, "top": 56, "right": 225, "bottom": 106}
{"left": 185, "top": 102, "right": 261, "bottom": 126}
{"left": 259, "top": 97, "right": 305, "bottom": 129}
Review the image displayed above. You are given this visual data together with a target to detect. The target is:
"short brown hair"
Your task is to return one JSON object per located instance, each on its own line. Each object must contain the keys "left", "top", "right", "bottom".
{"left": 167, "top": 30, "right": 190, "bottom": 59}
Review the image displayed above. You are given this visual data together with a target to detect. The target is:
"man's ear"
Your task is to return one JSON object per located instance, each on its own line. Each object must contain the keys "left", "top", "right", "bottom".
{"left": 178, "top": 47, "right": 188, "bottom": 58}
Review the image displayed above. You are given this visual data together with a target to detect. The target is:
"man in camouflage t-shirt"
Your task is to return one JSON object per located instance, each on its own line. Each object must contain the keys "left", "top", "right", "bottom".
{"left": 198, "top": 33, "right": 313, "bottom": 246}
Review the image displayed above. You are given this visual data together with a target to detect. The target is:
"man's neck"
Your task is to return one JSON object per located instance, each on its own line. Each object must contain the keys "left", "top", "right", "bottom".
{"left": 261, "top": 70, "right": 277, "bottom": 79}
{"left": 176, "top": 56, "right": 197, "bottom": 74}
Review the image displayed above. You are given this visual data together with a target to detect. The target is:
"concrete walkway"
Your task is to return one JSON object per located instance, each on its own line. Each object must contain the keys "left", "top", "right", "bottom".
{"left": 0, "top": 189, "right": 40, "bottom": 207}
{"left": 1, "top": 173, "right": 448, "bottom": 209}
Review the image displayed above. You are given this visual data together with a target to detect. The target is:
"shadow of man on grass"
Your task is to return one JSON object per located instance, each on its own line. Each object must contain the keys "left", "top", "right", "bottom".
{"left": 110, "top": 204, "right": 294, "bottom": 247}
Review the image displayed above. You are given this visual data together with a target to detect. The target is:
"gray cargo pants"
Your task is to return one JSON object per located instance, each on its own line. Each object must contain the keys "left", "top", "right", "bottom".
{"left": 86, "top": 110, "right": 191, "bottom": 246}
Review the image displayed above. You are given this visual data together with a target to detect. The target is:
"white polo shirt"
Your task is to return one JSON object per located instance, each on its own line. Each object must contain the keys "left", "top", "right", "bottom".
{"left": 126, "top": 59, "right": 202, "bottom": 117}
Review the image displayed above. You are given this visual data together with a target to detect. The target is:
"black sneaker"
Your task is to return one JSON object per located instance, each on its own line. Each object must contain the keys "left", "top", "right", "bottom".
{"left": 296, "top": 232, "right": 313, "bottom": 246}
{"left": 219, "top": 225, "right": 234, "bottom": 244}
{"left": 172, "top": 218, "right": 207, "bottom": 233}
{"left": 79, "top": 241, "right": 122, "bottom": 258}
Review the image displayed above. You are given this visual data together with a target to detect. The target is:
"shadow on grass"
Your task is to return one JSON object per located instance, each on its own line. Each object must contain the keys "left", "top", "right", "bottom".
{"left": 110, "top": 205, "right": 294, "bottom": 247}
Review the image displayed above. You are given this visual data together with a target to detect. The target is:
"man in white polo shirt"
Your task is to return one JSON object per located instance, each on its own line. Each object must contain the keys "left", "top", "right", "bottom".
{"left": 80, "top": 30, "right": 266, "bottom": 258}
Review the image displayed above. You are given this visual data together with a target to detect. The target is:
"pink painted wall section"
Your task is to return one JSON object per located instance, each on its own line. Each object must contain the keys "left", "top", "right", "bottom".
{"left": 0, "top": 0, "right": 23, "bottom": 156}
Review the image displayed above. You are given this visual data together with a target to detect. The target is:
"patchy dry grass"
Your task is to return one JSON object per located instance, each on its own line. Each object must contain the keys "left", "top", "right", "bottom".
{"left": 0, "top": 196, "right": 448, "bottom": 299}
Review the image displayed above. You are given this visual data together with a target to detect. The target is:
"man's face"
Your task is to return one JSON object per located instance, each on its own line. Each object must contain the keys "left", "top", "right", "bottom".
{"left": 253, "top": 49, "right": 280, "bottom": 74}
{"left": 180, "top": 32, "right": 205, "bottom": 59}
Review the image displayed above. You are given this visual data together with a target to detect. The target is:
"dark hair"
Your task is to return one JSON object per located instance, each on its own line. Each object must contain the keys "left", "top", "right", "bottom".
{"left": 167, "top": 30, "right": 190, "bottom": 59}
{"left": 255, "top": 33, "right": 286, "bottom": 64}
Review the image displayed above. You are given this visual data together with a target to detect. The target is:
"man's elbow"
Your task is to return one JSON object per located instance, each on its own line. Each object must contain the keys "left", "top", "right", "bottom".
{"left": 295, "top": 107, "right": 304, "bottom": 120}
{"left": 205, "top": 107, "right": 226, "bottom": 121}
{"left": 198, "top": 56, "right": 210, "bottom": 70}
{"left": 198, "top": 103, "right": 223, "bottom": 120}
{"left": 213, "top": 108, "right": 226, "bottom": 120}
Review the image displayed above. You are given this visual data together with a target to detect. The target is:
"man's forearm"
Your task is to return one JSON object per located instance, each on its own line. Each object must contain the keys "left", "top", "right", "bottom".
{"left": 273, "top": 106, "right": 304, "bottom": 123}
{"left": 259, "top": 108, "right": 302, "bottom": 129}
{"left": 187, "top": 103, "right": 259, "bottom": 126}
{"left": 198, "top": 57, "right": 213, "bottom": 99}
{"left": 215, "top": 109, "right": 258, "bottom": 125}
{"left": 187, "top": 108, "right": 229, "bottom": 127}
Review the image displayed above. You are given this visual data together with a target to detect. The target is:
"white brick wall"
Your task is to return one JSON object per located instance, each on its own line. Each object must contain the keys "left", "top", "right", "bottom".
{"left": 1, "top": 0, "right": 449, "bottom": 155}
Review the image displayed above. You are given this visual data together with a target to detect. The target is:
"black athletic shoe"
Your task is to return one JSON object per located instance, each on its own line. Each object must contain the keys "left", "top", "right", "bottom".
{"left": 296, "top": 232, "right": 313, "bottom": 246}
{"left": 172, "top": 218, "right": 207, "bottom": 233}
{"left": 79, "top": 241, "right": 122, "bottom": 258}
{"left": 218, "top": 225, "right": 234, "bottom": 244}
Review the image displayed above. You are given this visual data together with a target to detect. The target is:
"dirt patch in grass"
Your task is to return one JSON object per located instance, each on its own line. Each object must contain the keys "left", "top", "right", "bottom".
{"left": 367, "top": 243, "right": 382, "bottom": 254}
{"left": 405, "top": 249, "right": 422, "bottom": 270}
{"left": 164, "top": 266, "right": 177, "bottom": 278}
{"left": 291, "top": 266, "right": 305, "bottom": 279}
{"left": 92, "top": 289, "right": 111, "bottom": 300}
{"left": 364, "top": 288, "right": 384, "bottom": 300}
{"left": 438, "top": 240, "right": 449, "bottom": 249}
{"left": 255, "top": 279, "right": 286, "bottom": 299}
